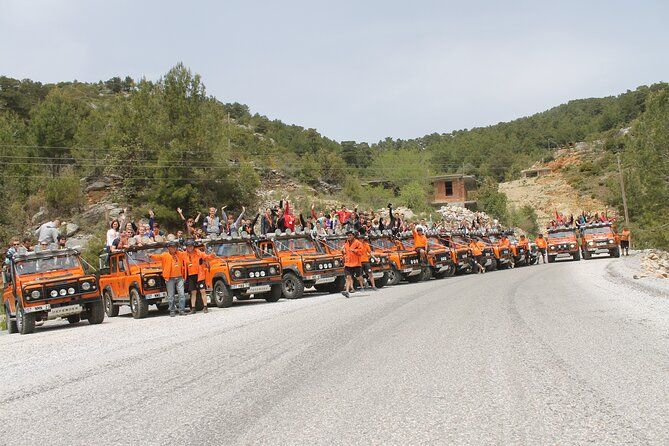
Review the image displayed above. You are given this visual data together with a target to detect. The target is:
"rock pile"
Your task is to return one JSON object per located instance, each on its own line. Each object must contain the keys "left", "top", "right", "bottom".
{"left": 638, "top": 249, "right": 669, "bottom": 279}
{"left": 435, "top": 205, "right": 492, "bottom": 227}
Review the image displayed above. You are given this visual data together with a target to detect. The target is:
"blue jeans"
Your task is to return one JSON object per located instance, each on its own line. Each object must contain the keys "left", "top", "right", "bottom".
{"left": 166, "top": 277, "right": 186, "bottom": 312}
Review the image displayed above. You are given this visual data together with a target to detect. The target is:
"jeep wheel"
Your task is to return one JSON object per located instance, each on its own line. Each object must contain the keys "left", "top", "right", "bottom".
{"left": 486, "top": 261, "right": 497, "bottom": 272}
{"left": 406, "top": 272, "right": 422, "bottom": 283}
{"left": 265, "top": 284, "right": 283, "bottom": 303}
{"left": 327, "top": 276, "right": 346, "bottom": 293}
{"left": 16, "top": 303, "right": 35, "bottom": 335}
{"left": 103, "top": 290, "right": 119, "bottom": 317}
{"left": 420, "top": 267, "right": 433, "bottom": 281}
{"left": 129, "top": 288, "right": 149, "bottom": 319}
{"left": 386, "top": 266, "right": 402, "bottom": 286}
{"left": 5, "top": 303, "right": 17, "bottom": 334}
{"left": 611, "top": 247, "right": 621, "bottom": 258}
{"left": 87, "top": 300, "right": 105, "bottom": 324}
{"left": 547, "top": 255, "right": 556, "bottom": 263}
{"left": 67, "top": 315, "right": 81, "bottom": 324}
{"left": 582, "top": 249, "right": 591, "bottom": 260}
{"left": 375, "top": 273, "right": 389, "bottom": 288}
{"left": 572, "top": 250, "right": 581, "bottom": 261}
{"left": 282, "top": 272, "right": 305, "bottom": 299}
{"left": 213, "top": 280, "right": 233, "bottom": 308}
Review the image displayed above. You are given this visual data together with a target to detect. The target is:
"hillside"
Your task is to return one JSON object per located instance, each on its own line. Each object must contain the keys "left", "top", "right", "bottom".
{"left": 1, "top": 65, "right": 667, "bottom": 249}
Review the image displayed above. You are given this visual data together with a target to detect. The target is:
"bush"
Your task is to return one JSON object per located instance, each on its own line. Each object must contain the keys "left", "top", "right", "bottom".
{"left": 359, "top": 185, "right": 395, "bottom": 210}
{"left": 44, "top": 174, "right": 85, "bottom": 215}
{"left": 342, "top": 177, "right": 363, "bottom": 203}
{"left": 509, "top": 205, "right": 539, "bottom": 235}
{"left": 476, "top": 178, "right": 509, "bottom": 223}
{"left": 399, "top": 181, "right": 430, "bottom": 213}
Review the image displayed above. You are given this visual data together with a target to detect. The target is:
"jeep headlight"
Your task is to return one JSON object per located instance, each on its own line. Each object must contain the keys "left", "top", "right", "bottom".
{"left": 570, "top": 243, "right": 576, "bottom": 248}
{"left": 68, "top": 287, "right": 75, "bottom": 295}
{"left": 59, "top": 289, "right": 67, "bottom": 296}
{"left": 147, "top": 278, "right": 156, "bottom": 287}
{"left": 249, "top": 271, "right": 256, "bottom": 278}
{"left": 588, "top": 241, "right": 595, "bottom": 246}
{"left": 81, "top": 281, "right": 92, "bottom": 291}
{"left": 50, "top": 290, "right": 58, "bottom": 298}
{"left": 269, "top": 266, "right": 277, "bottom": 275}
{"left": 30, "top": 290, "right": 41, "bottom": 300}
{"left": 608, "top": 239, "right": 614, "bottom": 244}
{"left": 333, "top": 259, "right": 340, "bottom": 267}
{"left": 305, "top": 263, "right": 312, "bottom": 271}
{"left": 260, "top": 271, "right": 266, "bottom": 277}
{"left": 233, "top": 270, "right": 242, "bottom": 278}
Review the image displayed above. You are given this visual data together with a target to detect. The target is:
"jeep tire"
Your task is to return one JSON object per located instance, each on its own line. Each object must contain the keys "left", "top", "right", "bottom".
{"left": 611, "top": 247, "right": 621, "bottom": 258}
{"left": 582, "top": 249, "right": 591, "bottom": 260}
{"left": 67, "top": 315, "right": 81, "bottom": 324}
{"left": 282, "top": 272, "right": 305, "bottom": 299}
{"left": 375, "top": 273, "right": 389, "bottom": 288}
{"left": 547, "top": 255, "right": 556, "bottom": 263}
{"left": 129, "top": 288, "right": 149, "bottom": 319}
{"left": 103, "top": 290, "right": 119, "bottom": 317}
{"left": 5, "top": 303, "right": 17, "bottom": 334}
{"left": 265, "top": 284, "right": 283, "bottom": 302}
{"left": 572, "top": 250, "right": 581, "bottom": 261}
{"left": 328, "top": 276, "right": 346, "bottom": 293}
{"left": 386, "top": 266, "right": 402, "bottom": 286}
{"left": 212, "top": 280, "right": 233, "bottom": 308}
{"left": 86, "top": 300, "right": 105, "bottom": 324}
{"left": 406, "top": 271, "right": 422, "bottom": 283}
{"left": 16, "top": 302, "right": 35, "bottom": 335}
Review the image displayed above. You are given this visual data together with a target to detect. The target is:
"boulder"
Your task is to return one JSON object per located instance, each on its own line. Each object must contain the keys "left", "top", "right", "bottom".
{"left": 64, "top": 223, "right": 79, "bottom": 237}
{"left": 31, "top": 207, "right": 47, "bottom": 225}
{"left": 85, "top": 181, "right": 108, "bottom": 192}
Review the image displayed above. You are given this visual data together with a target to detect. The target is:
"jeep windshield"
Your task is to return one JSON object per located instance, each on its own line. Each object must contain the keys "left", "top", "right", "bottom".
{"left": 582, "top": 227, "right": 614, "bottom": 235}
{"left": 127, "top": 247, "right": 167, "bottom": 264}
{"left": 274, "top": 238, "right": 320, "bottom": 253}
{"left": 370, "top": 238, "right": 397, "bottom": 251}
{"left": 428, "top": 237, "right": 446, "bottom": 249}
{"left": 324, "top": 238, "right": 346, "bottom": 251}
{"left": 548, "top": 230, "right": 575, "bottom": 240}
{"left": 14, "top": 254, "right": 82, "bottom": 276}
{"left": 209, "top": 242, "right": 256, "bottom": 258}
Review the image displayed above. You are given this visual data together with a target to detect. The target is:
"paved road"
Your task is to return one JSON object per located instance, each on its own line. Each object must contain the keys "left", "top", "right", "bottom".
{"left": 1, "top": 257, "right": 668, "bottom": 445}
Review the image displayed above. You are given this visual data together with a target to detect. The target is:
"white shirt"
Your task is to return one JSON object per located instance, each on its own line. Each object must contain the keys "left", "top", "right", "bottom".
{"left": 106, "top": 228, "right": 119, "bottom": 247}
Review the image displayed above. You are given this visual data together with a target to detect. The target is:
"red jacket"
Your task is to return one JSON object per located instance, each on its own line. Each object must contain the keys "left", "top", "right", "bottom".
{"left": 342, "top": 239, "right": 364, "bottom": 267}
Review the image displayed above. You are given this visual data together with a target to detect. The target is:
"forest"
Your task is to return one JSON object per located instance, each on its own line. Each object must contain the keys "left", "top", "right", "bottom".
{"left": 0, "top": 64, "right": 666, "bottom": 248}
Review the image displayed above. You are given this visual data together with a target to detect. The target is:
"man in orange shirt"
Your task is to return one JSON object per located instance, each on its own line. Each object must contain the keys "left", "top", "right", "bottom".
{"left": 620, "top": 227, "right": 631, "bottom": 256}
{"left": 413, "top": 224, "right": 428, "bottom": 265}
{"left": 341, "top": 231, "right": 364, "bottom": 298}
{"left": 468, "top": 239, "right": 485, "bottom": 274}
{"left": 534, "top": 233, "right": 547, "bottom": 263}
{"left": 183, "top": 239, "right": 216, "bottom": 314}
{"left": 150, "top": 241, "right": 188, "bottom": 317}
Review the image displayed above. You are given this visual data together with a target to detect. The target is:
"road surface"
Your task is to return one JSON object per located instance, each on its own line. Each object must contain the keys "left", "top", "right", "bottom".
{"left": 1, "top": 257, "right": 668, "bottom": 445}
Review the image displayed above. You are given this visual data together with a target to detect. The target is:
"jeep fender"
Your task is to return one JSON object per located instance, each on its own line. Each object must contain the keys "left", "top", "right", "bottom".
{"left": 129, "top": 281, "right": 141, "bottom": 296}
{"left": 212, "top": 273, "right": 229, "bottom": 287}
{"left": 282, "top": 266, "right": 301, "bottom": 277}
{"left": 102, "top": 285, "right": 114, "bottom": 298}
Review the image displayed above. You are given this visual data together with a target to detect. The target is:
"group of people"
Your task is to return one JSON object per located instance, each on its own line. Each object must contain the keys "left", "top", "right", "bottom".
{"left": 548, "top": 210, "right": 616, "bottom": 229}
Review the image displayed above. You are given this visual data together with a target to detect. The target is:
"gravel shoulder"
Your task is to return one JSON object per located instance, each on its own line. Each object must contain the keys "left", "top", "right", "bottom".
{"left": 0, "top": 258, "right": 667, "bottom": 445}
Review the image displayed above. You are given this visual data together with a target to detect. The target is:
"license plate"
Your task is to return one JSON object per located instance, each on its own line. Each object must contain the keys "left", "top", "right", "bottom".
{"left": 48, "top": 304, "right": 83, "bottom": 317}
{"left": 372, "top": 272, "right": 384, "bottom": 279}
{"left": 247, "top": 285, "right": 271, "bottom": 294}
{"left": 402, "top": 268, "right": 413, "bottom": 273}
{"left": 146, "top": 292, "right": 167, "bottom": 300}
{"left": 24, "top": 304, "right": 50, "bottom": 313}
{"left": 314, "top": 276, "right": 336, "bottom": 285}
{"left": 407, "top": 269, "right": 421, "bottom": 276}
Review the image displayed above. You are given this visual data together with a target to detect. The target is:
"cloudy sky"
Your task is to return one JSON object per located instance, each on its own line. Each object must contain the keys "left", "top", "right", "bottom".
{"left": 1, "top": 0, "right": 668, "bottom": 142}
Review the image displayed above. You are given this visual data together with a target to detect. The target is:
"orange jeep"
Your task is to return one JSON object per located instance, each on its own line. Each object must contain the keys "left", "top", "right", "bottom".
{"left": 203, "top": 234, "right": 282, "bottom": 307}
{"left": 256, "top": 231, "right": 345, "bottom": 299}
{"left": 3, "top": 248, "right": 104, "bottom": 334}
{"left": 400, "top": 230, "right": 456, "bottom": 279}
{"left": 507, "top": 233, "right": 531, "bottom": 267}
{"left": 98, "top": 243, "right": 171, "bottom": 319}
{"left": 368, "top": 230, "right": 422, "bottom": 285}
{"left": 546, "top": 227, "right": 580, "bottom": 262}
{"left": 439, "top": 232, "right": 474, "bottom": 274}
{"left": 319, "top": 234, "right": 392, "bottom": 288}
{"left": 482, "top": 233, "right": 514, "bottom": 269}
{"left": 579, "top": 223, "right": 620, "bottom": 259}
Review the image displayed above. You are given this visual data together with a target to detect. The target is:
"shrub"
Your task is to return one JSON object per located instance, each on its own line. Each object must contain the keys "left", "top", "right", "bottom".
{"left": 44, "top": 174, "right": 85, "bottom": 215}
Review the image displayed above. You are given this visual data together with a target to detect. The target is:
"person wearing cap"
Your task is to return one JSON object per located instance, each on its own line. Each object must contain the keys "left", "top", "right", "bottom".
{"left": 341, "top": 231, "right": 364, "bottom": 298}
{"left": 468, "top": 239, "right": 485, "bottom": 274}
{"left": 150, "top": 242, "right": 188, "bottom": 316}
{"left": 412, "top": 224, "right": 428, "bottom": 265}
{"left": 183, "top": 239, "right": 215, "bottom": 314}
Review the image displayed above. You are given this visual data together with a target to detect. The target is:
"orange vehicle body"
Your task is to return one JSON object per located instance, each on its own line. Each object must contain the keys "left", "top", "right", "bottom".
{"left": 3, "top": 248, "right": 104, "bottom": 334}
{"left": 401, "top": 233, "right": 456, "bottom": 279}
{"left": 579, "top": 223, "right": 620, "bottom": 259}
{"left": 257, "top": 233, "right": 345, "bottom": 299}
{"left": 203, "top": 237, "right": 283, "bottom": 307}
{"left": 368, "top": 233, "right": 422, "bottom": 285}
{"left": 438, "top": 233, "right": 474, "bottom": 274}
{"left": 546, "top": 227, "right": 581, "bottom": 262}
{"left": 98, "top": 244, "right": 170, "bottom": 319}
{"left": 482, "top": 234, "right": 515, "bottom": 269}
{"left": 320, "top": 235, "right": 392, "bottom": 288}
{"left": 507, "top": 235, "right": 531, "bottom": 267}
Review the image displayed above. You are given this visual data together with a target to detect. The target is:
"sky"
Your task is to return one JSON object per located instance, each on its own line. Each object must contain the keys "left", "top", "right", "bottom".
{"left": 1, "top": 0, "right": 668, "bottom": 142}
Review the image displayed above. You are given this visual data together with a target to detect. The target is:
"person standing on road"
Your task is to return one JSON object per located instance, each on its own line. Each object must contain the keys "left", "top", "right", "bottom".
{"left": 151, "top": 242, "right": 188, "bottom": 317}
{"left": 535, "top": 234, "right": 547, "bottom": 263}
{"left": 341, "top": 231, "right": 365, "bottom": 298}
{"left": 468, "top": 239, "right": 485, "bottom": 274}
{"left": 183, "top": 239, "right": 215, "bottom": 314}
{"left": 360, "top": 236, "right": 379, "bottom": 291}
{"left": 620, "top": 227, "right": 631, "bottom": 256}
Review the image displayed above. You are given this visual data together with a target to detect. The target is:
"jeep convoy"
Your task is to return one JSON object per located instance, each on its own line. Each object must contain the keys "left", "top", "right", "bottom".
{"left": 3, "top": 248, "right": 104, "bottom": 334}
{"left": 2, "top": 225, "right": 625, "bottom": 335}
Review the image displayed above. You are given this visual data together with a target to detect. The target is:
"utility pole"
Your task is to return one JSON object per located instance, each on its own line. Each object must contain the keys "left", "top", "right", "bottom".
{"left": 617, "top": 153, "right": 630, "bottom": 225}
